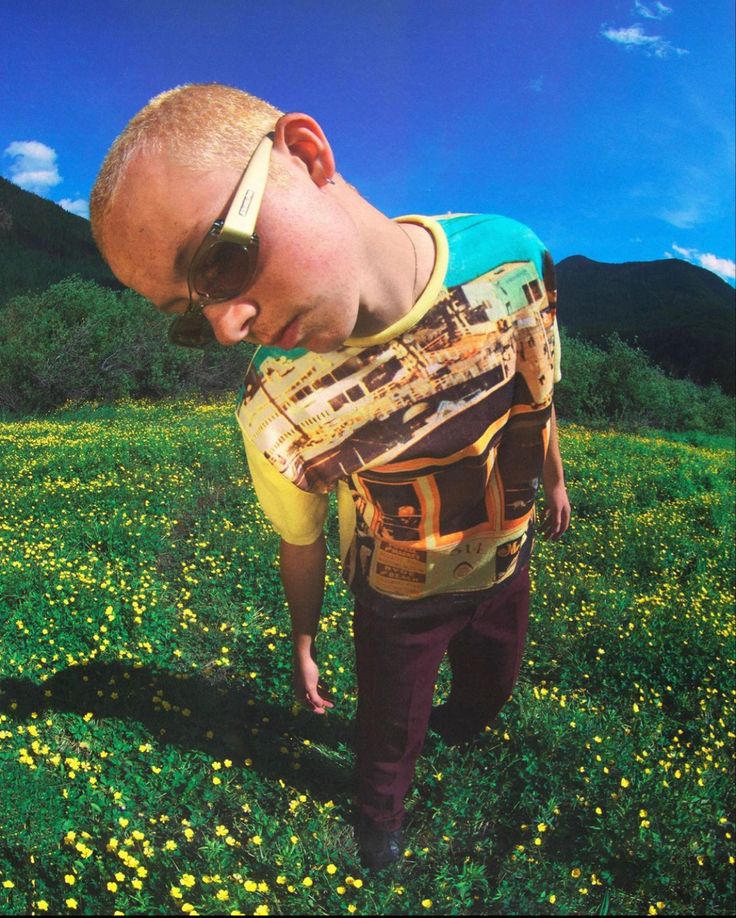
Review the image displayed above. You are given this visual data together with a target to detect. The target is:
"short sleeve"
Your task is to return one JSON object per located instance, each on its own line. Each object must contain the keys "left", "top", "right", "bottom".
{"left": 241, "top": 432, "right": 328, "bottom": 545}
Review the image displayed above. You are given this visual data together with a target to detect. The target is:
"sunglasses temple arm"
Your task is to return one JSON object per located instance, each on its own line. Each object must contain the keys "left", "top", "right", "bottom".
{"left": 222, "top": 132, "right": 275, "bottom": 239}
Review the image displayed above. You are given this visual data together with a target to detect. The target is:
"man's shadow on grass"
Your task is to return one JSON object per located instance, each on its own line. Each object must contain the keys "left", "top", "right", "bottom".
{"left": 0, "top": 661, "right": 355, "bottom": 810}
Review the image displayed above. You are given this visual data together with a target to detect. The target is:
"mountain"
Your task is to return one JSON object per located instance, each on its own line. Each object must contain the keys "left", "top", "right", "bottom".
{"left": 0, "top": 176, "right": 119, "bottom": 304}
{"left": 556, "top": 255, "right": 735, "bottom": 394}
{"left": 0, "top": 184, "right": 733, "bottom": 394}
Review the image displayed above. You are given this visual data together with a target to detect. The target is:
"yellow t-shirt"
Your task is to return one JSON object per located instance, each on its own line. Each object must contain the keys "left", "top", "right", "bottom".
{"left": 236, "top": 213, "right": 561, "bottom": 610}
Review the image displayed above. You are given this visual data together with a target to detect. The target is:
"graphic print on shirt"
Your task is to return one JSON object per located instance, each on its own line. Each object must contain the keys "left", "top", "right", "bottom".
{"left": 239, "top": 251, "right": 557, "bottom": 601}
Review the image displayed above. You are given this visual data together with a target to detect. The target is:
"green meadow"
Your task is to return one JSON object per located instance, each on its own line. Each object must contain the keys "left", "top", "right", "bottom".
{"left": 0, "top": 397, "right": 733, "bottom": 916}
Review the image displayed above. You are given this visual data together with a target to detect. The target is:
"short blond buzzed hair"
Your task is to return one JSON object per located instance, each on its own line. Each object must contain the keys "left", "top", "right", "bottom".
{"left": 90, "top": 83, "right": 283, "bottom": 255}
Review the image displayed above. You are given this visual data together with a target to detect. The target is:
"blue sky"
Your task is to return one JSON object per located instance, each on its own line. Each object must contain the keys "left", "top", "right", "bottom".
{"left": 2, "top": 0, "right": 734, "bottom": 283}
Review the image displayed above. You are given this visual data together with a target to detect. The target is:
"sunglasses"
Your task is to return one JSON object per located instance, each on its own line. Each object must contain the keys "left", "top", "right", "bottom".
{"left": 168, "top": 131, "right": 275, "bottom": 348}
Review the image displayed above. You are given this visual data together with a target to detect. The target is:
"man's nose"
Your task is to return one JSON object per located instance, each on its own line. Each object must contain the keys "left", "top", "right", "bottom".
{"left": 203, "top": 299, "right": 258, "bottom": 345}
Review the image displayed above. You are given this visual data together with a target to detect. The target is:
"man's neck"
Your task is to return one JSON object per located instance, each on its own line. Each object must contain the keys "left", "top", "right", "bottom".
{"left": 333, "top": 182, "right": 437, "bottom": 338}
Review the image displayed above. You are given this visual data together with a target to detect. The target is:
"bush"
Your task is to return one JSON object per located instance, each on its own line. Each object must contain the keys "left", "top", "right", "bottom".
{"left": 555, "top": 328, "right": 734, "bottom": 435}
{"left": 1, "top": 276, "right": 732, "bottom": 437}
{"left": 0, "top": 276, "right": 252, "bottom": 414}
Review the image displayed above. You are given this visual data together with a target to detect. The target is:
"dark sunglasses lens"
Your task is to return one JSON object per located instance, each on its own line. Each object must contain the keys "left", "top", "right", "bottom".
{"left": 193, "top": 240, "right": 258, "bottom": 300}
{"left": 168, "top": 312, "right": 216, "bottom": 348}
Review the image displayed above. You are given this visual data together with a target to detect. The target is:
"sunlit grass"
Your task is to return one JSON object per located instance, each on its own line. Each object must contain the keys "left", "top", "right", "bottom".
{"left": 0, "top": 397, "right": 733, "bottom": 915}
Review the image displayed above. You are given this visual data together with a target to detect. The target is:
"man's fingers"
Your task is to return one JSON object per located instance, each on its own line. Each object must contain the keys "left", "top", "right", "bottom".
{"left": 543, "top": 505, "right": 571, "bottom": 540}
{"left": 304, "top": 688, "right": 334, "bottom": 713}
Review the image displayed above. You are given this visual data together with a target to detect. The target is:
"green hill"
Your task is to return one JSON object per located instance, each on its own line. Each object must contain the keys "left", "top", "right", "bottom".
{"left": 556, "top": 255, "right": 735, "bottom": 393}
{"left": 0, "top": 176, "right": 119, "bottom": 303}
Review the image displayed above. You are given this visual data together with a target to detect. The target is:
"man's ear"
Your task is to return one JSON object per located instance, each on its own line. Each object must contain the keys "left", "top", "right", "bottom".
{"left": 273, "top": 113, "right": 336, "bottom": 187}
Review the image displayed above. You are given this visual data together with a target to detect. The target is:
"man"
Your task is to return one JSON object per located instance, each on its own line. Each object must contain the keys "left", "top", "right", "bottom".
{"left": 90, "top": 83, "right": 571, "bottom": 871}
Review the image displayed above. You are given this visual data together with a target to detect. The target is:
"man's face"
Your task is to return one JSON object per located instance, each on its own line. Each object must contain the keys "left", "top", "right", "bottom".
{"left": 103, "top": 143, "right": 363, "bottom": 352}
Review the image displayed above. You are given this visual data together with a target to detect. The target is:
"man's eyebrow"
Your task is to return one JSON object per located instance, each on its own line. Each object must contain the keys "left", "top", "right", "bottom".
{"left": 159, "top": 295, "right": 189, "bottom": 314}
{"left": 159, "top": 237, "right": 197, "bottom": 313}
{"left": 173, "top": 238, "right": 192, "bottom": 279}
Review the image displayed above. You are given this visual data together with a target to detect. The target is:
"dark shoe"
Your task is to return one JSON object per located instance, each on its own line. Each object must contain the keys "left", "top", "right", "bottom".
{"left": 429, "top": 702, "right": 487, "bottom": 747}
{"left": 356, "top": 818, "right": 403, "bottom": 871}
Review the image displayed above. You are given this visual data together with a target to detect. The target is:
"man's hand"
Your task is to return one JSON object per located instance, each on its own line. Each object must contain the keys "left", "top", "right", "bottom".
{"left": 280, "top": 534, "right": 333, "bottom": 714}
{"left": 541, "top": 403, "right": 570, "bottom": 540}
{"left": 292, "top": 646, "right": 334, "bottom": 715}
{"left": 540, "top": 481, "right": 571, "bottom": 540}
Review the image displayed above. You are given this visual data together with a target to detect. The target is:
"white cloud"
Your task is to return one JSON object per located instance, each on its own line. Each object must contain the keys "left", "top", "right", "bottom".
{"left": 634, "top": 1, "right": 672, "bottom": 20}
{"left": 601, "top": 23, "right": 688, "bottom": 58}
{"left": 667, "top": 243, "right": 736, "bottom": 280}
{"left": 3, "top": 140, "right": 62, "bottom": 193}
{"left": 58, "top": 197, "right": 89, "bottom": 218}
{"left": 657, "top": 203, "right": 706, "bottom": 229}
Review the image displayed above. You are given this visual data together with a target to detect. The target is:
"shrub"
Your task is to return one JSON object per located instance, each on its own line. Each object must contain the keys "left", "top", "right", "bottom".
{"left": 0, "top": 276, "right": 252, "bottom": 414}
{"left": 555, "top": 329, "right": 734, "bottom": 435}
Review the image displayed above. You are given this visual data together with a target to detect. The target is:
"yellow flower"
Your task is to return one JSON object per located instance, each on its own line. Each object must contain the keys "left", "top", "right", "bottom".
{"left": 215, "top": 825, "right": 228, "bottom": 836}
{"left": 254, "top": 907, "right": 269, "bottom": 916}
{"left": 216, "top": 889, "right": 229, "bottom": 901}
{"left": 64, "top": 874, "right": 76, "bottom": 885}
{"left": 422, "top": 899, "right": 433, "bottom": 908}
{"left": 353, "top": 878, "right": 363, "bottom": 889}
{"left": 326, "top": 864, "right": 337, "bottom": 875}
{"left": 65, "top": 900, "right": 78, "bottom": 909}
{"left": 180, "top": 874, "right": 196, "bottom": 888}
{"left": 251, "top": 835, "right": 262, "bottom": 846}
{"left": 302, "top": 877, "right": 313, "bottom": 887}
{"left": 549, "top": 894, "right": 556, "bottom": 903}
{"left": 571, "top": 867, "right": 582, "bottom": 878}
{"left": 36, "top": 902, "right": 49, "bottom": 911}
{"left": 621, "top": 777, "right": 630, "bottom": 788}
{"left": 170, "top": 887, "right": 183, "bottom": 899}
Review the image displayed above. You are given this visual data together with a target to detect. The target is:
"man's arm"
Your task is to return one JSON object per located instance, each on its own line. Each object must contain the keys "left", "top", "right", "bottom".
{"left": 540, "top": 403, "right": 571, "bottom": 540}
{"left": 280, "top": 534, "right": 334, "bottom": 714}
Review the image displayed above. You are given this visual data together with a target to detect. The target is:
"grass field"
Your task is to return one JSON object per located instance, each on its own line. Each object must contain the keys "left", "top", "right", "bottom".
{"left": 0, "top": 397, "right": 733, "bottom": 916}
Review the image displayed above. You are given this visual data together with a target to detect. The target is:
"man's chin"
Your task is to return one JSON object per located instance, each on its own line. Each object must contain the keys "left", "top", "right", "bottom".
{"left": 301, "top": 331, "right": 348, "bottom": 354}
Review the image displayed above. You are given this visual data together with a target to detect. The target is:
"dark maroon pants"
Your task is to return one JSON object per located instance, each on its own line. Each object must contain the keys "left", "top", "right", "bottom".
{"left": 353, "top": 565, "right": 530, "bottom": 830}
